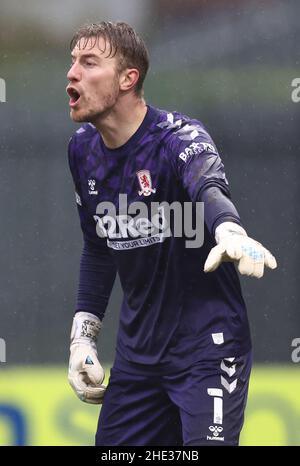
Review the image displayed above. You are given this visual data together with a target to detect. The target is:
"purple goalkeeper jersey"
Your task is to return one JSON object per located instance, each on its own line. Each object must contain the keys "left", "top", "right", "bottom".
{"left": 68, "top": 105, "right": 251, "bottom": 372}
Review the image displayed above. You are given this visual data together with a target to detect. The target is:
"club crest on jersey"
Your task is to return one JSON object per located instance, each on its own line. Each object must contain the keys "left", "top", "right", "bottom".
{"left": 137, "top": 170, "right": 156, "bottom": 197}
{"left": 88, "top": 179, "right": 98, "bottom": 195}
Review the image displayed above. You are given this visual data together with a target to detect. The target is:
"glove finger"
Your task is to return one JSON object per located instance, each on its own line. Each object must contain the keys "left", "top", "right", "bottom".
{"left": 252, "top": 259, "right": 264, "bottom": 278}
{"left": 68, "top": 372, "right": 89, "bottom": 393}
{"left": 83, "top": 358, "right": 105, "bottom": 385}
{"left": 68, "top": 374, "right": 106, "bottom": 404}
{"left": 68, "top": 373, "right": 86, "bottom": 399}
{"left": 263, "top": 248, "right": 277, "bottom": 270}
{"left": 204, "top": 244, "right": 225, "bottom": 272}
{"left": 80, "top": 383, "right": 106, "bottom": 404}
{"left": 83, "top": 397, "right": 104, "bottom": 405}
{"left": 226, "top": 240, "right": 243, "bottom": 261}
{"left": 85, "top": 384, "right": 106, "bottom": 400}
{"left": 238, "top": 251, "right": 265, "bottom": 278}
{"left": 84, "top": 383, "right": 106, "bottom": 404}
{"left": 237, "top": 255, "right": 254, "bottom": 276}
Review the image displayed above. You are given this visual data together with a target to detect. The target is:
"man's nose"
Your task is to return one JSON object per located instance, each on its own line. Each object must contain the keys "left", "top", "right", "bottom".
{"left": 67, "top": 62, "right": 81, "bottom": 81}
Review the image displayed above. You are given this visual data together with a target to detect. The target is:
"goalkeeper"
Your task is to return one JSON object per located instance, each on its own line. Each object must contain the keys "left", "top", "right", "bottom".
{"left": 66, "top": 21, "right": 277, "bottom": 446}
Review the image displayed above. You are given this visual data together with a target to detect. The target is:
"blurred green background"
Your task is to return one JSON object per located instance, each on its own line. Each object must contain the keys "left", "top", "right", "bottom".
{"left": 1, "top": 365, "right": 300, "bottom": 446}
{"left": 0, "top": 0, "right": 299, "bottom": 446}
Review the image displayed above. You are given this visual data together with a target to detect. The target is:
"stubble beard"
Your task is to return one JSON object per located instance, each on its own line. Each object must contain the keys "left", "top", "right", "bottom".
{"left": 70, "top": 80, "right": 120, "bottom": 124}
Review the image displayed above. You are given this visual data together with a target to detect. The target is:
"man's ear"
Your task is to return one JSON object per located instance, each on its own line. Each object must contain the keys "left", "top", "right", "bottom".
{"left": 119, "top": 68, "right": 140, "bottom": 92}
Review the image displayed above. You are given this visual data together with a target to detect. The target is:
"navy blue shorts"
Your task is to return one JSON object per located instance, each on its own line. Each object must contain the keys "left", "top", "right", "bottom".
{"left": 96, "top": 350, "right": 252, "bottom": 446}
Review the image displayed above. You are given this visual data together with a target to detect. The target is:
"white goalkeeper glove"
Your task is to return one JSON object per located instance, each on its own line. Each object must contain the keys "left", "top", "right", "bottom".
{"left": 204, "top": 221, "right": 277, "bottom": 278}
{"left": 68, "top": 311, "right": 106, "bottom": 404}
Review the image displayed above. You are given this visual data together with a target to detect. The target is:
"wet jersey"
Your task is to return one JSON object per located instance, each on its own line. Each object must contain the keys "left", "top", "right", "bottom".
{"left": 68, "top": 104, "right": 251, "bottom": 372}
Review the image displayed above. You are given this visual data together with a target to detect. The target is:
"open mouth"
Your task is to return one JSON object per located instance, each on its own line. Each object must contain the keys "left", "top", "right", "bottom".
{"left": 67, "top": 86, "right": 81, "bottom": 107}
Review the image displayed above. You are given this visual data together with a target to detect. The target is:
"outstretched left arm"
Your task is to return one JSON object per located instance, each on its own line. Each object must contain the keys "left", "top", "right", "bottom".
{"left": 167, "top": 122, "right": 277, "bottom": 277}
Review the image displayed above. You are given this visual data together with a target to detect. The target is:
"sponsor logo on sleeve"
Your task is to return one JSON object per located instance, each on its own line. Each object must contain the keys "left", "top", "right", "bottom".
{"left": 179, "top": 142, "right": 217, "bottom": 163}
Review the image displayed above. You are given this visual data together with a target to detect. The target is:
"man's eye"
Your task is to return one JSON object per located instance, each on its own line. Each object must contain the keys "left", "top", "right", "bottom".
{"left": 86, "top": 61, "right": 96, "bottom": 66}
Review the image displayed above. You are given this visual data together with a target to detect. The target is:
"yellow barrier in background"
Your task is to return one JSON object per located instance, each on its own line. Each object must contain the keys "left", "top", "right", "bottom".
{"left": 0, "top": 366, "right": 299, "bottom": 446}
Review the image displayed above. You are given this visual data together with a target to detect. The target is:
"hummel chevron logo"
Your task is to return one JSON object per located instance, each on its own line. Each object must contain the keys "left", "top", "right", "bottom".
{"left": 221, "top": 376, "right": 237, "bottom": 393}
{"left": 157, "top": 113, "right": 182, "bottom": 130}
{"left": 157, "top": 113, "right": 209, "bottom": 141}
{"left": 221, "top": 359, "right": 236, "bottom": 377}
